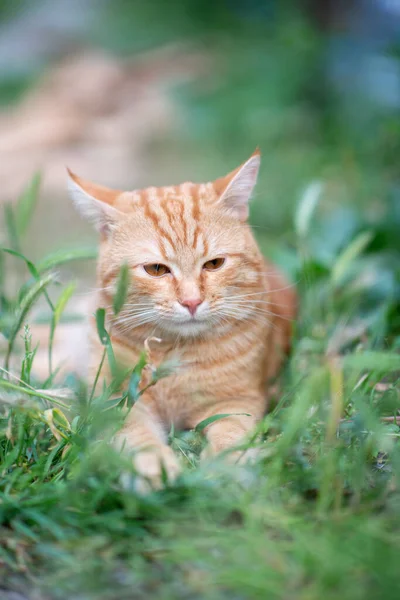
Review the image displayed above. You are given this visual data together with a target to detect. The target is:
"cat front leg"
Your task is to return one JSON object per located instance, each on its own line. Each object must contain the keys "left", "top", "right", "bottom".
{"left": 196, "top": 398, "right": 265, "bottom": 464}
{"left": 114, "top": 399, "right": 181, "bottom": 492}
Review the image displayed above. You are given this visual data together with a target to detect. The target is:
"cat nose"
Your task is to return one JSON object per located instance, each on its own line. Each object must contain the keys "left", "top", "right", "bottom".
{"left": 179, "top": 298, "right": 202, "bottom": 316}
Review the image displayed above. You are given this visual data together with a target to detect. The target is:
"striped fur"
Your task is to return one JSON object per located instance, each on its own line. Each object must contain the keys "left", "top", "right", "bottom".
{"left": 68, "top": 150, "right": 297, "bottom": 489}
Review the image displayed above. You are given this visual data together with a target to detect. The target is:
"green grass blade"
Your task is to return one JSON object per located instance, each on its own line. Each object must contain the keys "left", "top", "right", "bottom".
{"left": 127, "top": 351, "right": 147, "bottom": 405}
{"left": 274, "top": 366, "right": 328, "bottom": 460}
{"left": 4, "top": 272, "right": 56, "bottom": 371}
{"left": 331, "top": 231, "right": 374, "bottom": 286}
{"left": 295, "top": 180, "right": 323, "bottom": 238}
{"left": 3, "top": 203, "right": 21, "bottom": 251}
{"left": 113, "top": 262, "right": 129, "bottom": 315}
{"left": 0, "top": 379, "right": 69, "bottom": 409}
{"left": 0, "top": 248, "right": 4, "bottom": 295}
{"left": 2, "top": 247, "right": 55, "bottom": 311}
{"left": 195, "top": 413, "right": 251, "bottom": 433}
{"left": 15, "top": 171, "right": 41, "bottom": 237}
{"left": 89, "top": 348, "right": 107, "bottom": 404}
{"left": 96, "top": 308, "right": 108, "bottom": 345}
{"left": 2, "top": 247, "right": 39, "bottom": 278}
{"left": 48, "top": 282, "right": 76, "bottom": 375}
{"left": 20, "top": 325, "right": 37, "bottom": 386}
{"left": 36, "top": 247, "right": 97, "bottom": 272}
{"left": 90, "top": 308, "right": 119, "bottom": 401}
{"left": 343, "top": 351, "right": 400, "bottom": 373}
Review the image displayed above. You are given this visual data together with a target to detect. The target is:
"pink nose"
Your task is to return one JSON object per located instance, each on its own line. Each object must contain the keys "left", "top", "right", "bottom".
{"left": 180, "top": 298, "right": 202, "bottom": 316}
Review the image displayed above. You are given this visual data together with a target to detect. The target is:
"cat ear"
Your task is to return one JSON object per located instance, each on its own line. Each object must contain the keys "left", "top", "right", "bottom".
{"left": 67, "top": 169, "right": 123, "bottom": 235}
{"left": 215, "top": 149, "right": 261, "bottom": 221}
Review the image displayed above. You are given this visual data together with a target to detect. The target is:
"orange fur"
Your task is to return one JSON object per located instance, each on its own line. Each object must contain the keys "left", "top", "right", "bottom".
{"left": 68, "top": 150, "right": 296, "bottom": 489}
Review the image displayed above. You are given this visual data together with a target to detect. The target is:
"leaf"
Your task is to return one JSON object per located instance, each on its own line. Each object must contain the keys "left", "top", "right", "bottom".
{"left": 91, "top": 308, "right": 120, "bottom": 400}
{"left": 343, "top": 352, "right": 400, "bottom": 373}
{"left": 2, "top": 247, "right": 39, "bottom": 279}
{"left": 23, "top": 509, "right": 66, "bottom": 540}
{"left": 53, "top": 283, "right": 77, "bottom": 326}
{"left": 16, "top": 171, "right": 41, "bottom": 236}
{"left": 97, "top": 309, "right": 117, "bottom": 375}
{"left": 0, "top": 379, "right": 69, "bottom": 409}
{"left": 195, "top": 413, "right": 251, "bottom": 433}
{"left": 42, "top": 443, "right": 65, "bottom": 479}
{"left": 20, "top": 324, "right": 38, "bottom": 385}
{"left": 36, "top": 246, "right": 98, "bottom": 273}
{"left": 71, "top": 416, "right": 80, "bottom": 433}
{"left": 331, "top": 231, "right": 374, "bottom": 286}
{"left": 307, "top": 207, "right": 360, "bottom": 266}
{"left": 3, "top": 203, "right": 21, "bottom": 251}
{"left": 96, "top": 308, "right": 108, "bottom": 346}
{"left": 0, "top": 248, "right": 4, "bottom": 294}
{"left": 151, "top": 357, "right": 180, "bottom": 383}
{"left": 295, "top": 180, "right": 323, "bottom": 238}
{"left": 275, "top": 366, "right": 328, "bottom": 457}
{"left": 2, "top": 247, "right": 54, "bottom": 311}
{"left": 43, "top": 408, "right": 70, "bottom": 441}
{"left": 113, "top": 262, "right": 130, "bottom": 315}
{"left": 89, "top": 348, "right": 107, "bottom": 404}
{"left": 49, "top": 283, "right": 76, "bottom": 374}
{"left": 127, "top": 352, "right": 147, "bottom": 405}
{"left": 4, "top": 271, "right": 56, "bottom": 370}
{"left": 52, "top": 408, "right": 71, "bottom": 430}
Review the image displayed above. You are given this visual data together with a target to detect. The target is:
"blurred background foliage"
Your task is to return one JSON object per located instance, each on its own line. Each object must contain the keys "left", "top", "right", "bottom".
{"left": 0, "top": 0, "right": 399, "bottom": 254}
{"left": 0, "top": 0, "right": 399, "bottom": 350}
{"left": 0, "top": 2, "right": 400, "bottom": 598}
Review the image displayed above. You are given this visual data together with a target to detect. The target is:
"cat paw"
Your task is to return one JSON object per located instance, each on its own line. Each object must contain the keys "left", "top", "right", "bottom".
{"left": 121, "top": 448, "right": 181, "bottom": 494}
{"left": 200, "top": 445, "right": 261, "bottom": 465}
{"left": 199, "top": 446, "right": 262, "bottom": 490}
{"left": 227, "top": 447, "right": 261, "bottom": 465}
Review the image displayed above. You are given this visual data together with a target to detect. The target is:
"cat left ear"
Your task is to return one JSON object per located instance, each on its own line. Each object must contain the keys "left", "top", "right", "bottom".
{"left": 217, "top": 149, "right": 261, "bottom": 221}
{"left": 67, "top": 169, "right": 123, "bottom": 235}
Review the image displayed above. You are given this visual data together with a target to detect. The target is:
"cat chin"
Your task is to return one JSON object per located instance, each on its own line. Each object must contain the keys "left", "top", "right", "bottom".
{"left": 159, "top": 319, "right": 212, "bottom": 338}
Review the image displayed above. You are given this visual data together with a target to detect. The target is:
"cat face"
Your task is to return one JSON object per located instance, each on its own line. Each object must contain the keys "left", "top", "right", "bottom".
{"left": 68, "top": 151, "right": 264, "bottom": 338}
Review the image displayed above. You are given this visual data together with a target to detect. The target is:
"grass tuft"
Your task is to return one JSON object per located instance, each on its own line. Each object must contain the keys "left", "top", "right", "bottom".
{"left": 1, "top": 170, "right": 399, "bottom": 599}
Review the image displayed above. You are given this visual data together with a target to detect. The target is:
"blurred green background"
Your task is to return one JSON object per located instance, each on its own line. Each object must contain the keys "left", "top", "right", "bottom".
{"left": 1, "top": 0, "right": 399, "bottom": 271}
{"left": 1, "top": 3, "right": 400, "bottom": 598}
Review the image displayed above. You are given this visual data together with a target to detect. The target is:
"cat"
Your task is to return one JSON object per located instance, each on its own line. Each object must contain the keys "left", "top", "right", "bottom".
{"left": 67, "top": 150, "right": 296, "bottom": 489}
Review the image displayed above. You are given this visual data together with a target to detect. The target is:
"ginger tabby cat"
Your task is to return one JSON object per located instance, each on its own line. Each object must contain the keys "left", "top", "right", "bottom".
{"left": 67, "top": 150, "right": 296, "bottom": 489}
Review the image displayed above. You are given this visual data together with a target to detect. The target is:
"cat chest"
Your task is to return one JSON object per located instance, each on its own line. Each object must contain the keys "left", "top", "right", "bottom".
{"left": 153, "top": 339, "right": 267, "bottom": 398}
{"left": 109, "top": 327, "right": 269, "bottom": 399}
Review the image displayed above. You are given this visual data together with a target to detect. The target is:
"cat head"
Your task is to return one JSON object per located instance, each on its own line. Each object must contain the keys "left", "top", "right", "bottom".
{"left": 67, "top": 150, "right": 264, "bottom": 338}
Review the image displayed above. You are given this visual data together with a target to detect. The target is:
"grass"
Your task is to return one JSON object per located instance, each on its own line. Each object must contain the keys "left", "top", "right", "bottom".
{"left": 0, "top": 164, "right": 399, "bottom": 600}
{"left": 1, "top": 4, "right": 400, "bottom": 599}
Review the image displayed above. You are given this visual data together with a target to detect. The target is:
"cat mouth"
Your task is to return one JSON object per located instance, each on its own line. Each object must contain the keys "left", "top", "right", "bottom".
{"left": 178, "top": 318, "right": 207, "bottom": 328}
{"left": 181, "top": 316, "right": 203, "bottom": 324}
{"left": 159, "top": 316, "right": 210, "bottom": 336}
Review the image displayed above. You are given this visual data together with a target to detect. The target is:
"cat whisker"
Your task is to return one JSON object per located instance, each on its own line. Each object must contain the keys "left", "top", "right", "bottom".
{"left": 123, "top": 303, "right": 155, "bottom": 307}
{"left": 219, "top": 303, "right": 294, "bottom": 322}
{"left": 116, "top": 310, "right": 154, "bottom": 320}
{"left": 75, "top": 287, "right": 108, "bottom": 297}
{"left": 215, "top": 301, "right": 291, "bottom": 322}
{"left": 216, "top": 309, "right": 282, "bottom": 333}
{"left": 226, "top": 284, "right": 296, "bottom": 299}
{"left": 223, "top": 299, "right": 295, "bottom": 317}
{"left": 114, "top": 309, "right": 158, "bottom": 333}
{"left": 224, "top": 290, "right": 296, "bottom": 306}
{"left": 116, "top": 309, "right": 155, "bottom": 318}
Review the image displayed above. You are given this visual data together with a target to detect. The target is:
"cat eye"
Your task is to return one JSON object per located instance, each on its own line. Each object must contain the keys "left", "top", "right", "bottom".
{"left": 203, "top": 257, "right": 226, "bottom": 271}
{"left": 143, "top": 264, "right": 170, "bottom": 277}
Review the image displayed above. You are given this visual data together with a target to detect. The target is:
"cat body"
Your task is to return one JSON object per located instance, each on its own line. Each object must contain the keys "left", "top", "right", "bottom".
{"left": 68, "top": 151, "right": 296, "bottom": 487}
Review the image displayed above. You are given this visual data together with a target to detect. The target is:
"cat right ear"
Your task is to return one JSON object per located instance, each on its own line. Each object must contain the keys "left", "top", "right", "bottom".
{"left": 67, "top": 169, "right": 123, "bottom": 235}
{"left": 214, "top": 149, "right": 261, "bottom": 221}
